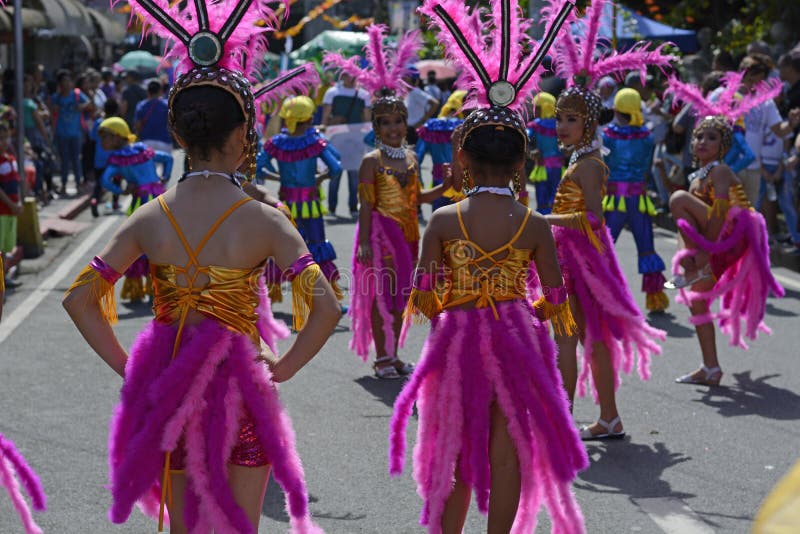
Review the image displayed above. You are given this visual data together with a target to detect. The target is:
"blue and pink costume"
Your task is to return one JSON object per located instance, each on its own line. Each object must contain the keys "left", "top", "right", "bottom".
{"left": 101, "top": 142, "right": 173, "bottom": 301}
{"left": 527, "top": 118, "right": 563, "bottom": 214}
{"left": 602, "top": 124, "right": 669, "bottom": 312}
{"left": 415, "top": 117, "right": 461, "bottom": 211}
{"left": 259, "top": 128, "right": 343, "bottom": 294}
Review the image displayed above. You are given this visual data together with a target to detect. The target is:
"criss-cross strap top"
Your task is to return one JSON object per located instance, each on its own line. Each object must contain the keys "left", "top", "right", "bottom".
{"left": 373, "top": 152, "right": 421, "bottom": 242}
{"left": 151, "top": 196, "right": 266, "bottom": 345}
{"left": 552, "top": 156, "right": 608, "bottom": 215}
{"left": 442, "top": 204, "right": 533, "bottom": 319}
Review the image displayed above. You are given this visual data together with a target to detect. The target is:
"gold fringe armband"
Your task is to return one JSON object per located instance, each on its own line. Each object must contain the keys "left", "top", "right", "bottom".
{"left": 403, "top": 272, "right": 442, "bottom": 323}
{"left": 533, "top": 284, "right": 576, "bottom": 336}
{"left": 573, "top": 212, "right": 605, "bottom": 253}
{"left": 358, "top": 181, "right": 376, "bottom": 205}
{"left": 287, "top": 254, "right": 323, "bottom": 331}
{"left": 66, "top": 257, "right": 121, "bottom": 325}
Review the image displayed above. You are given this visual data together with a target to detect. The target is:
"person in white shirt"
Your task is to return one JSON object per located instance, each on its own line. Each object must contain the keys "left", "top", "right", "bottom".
{"left": 322, "top": 73, "right": 372, "bottom": 216}
{"left": 402, "top": 67, "right": 439, "bottom": 146}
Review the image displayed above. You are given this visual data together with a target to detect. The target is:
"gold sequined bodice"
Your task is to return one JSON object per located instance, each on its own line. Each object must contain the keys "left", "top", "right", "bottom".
{"left": 151, "top": 196, "right": 264, "bottom": 345}
{"left": 441, "top": 204, "right": 533, "bottom": 318}
{"left": 552, "top": 158, "right": 608, "bottom": 215}
{"left": 373, "top": 155, "right": 420, "bottom": 242}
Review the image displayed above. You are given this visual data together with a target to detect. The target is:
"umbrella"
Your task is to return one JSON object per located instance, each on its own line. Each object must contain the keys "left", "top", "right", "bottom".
{"left": 117, "top": 50, "right": 161, "bottom": 72}
{"left": 290, "top": 30, "right": 371, "bottom": 64}
{"left": 414, "top": 59, "right": 458, "bottom": 80}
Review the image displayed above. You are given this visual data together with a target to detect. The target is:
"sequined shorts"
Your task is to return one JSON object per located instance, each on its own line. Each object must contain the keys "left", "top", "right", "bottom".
{"left": 170, "top": 410, "right": 269, "bottom": 470}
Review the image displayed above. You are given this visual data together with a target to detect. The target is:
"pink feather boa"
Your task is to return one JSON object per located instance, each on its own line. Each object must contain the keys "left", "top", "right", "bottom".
{"left": 349, "top": 212, "right": 416, "bottom": 360}
{"left": 256, "top": 275, "right": 290, "bottom": 354}
{"left": 552, "top": 224, "right": 665, "bottom": 400}
{"left": 672, "top": 207, "right": 784, "bottom": 348}
{"left": 389, "top": 301, "right": 587, "bottom": 533}
{"left": 0, "top": 433, "right": 46, "bottom": 534}
{"left": 108, "top": 319, "right": 320, "bottom": 533}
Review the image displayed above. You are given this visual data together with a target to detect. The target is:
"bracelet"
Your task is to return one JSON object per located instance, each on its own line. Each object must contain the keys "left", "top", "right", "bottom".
{"left": 413, "top": 271, "right": 435, "bottom": 291}
{"left": 89, "top": 256, "right": 122, "bottom": 285}
{"left": 542, "top": 284, "right": 568, "bottom": 305}
{"left": 284, "top": 253, "right": 316, "bottom": 282}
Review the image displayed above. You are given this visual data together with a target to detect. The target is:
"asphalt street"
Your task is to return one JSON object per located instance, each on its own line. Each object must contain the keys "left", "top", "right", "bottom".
{"left": 1, "top": 170, "right": 799, "bottom": 533}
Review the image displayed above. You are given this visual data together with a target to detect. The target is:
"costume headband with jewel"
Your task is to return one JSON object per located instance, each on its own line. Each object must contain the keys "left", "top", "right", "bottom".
{"left": 322, "top": 25, "right": 422, "bottom": 130}
{"left": 664, "top": 70, "right": 782, "bottom": 128}
{"left": 693, "top": 115, "right": 733, "bottom": 160}
{"left": 418, "top": 0, "right": 576, "bottom": 148}
{"left": 125, "top": 0, "right": 288, "bottom": 180}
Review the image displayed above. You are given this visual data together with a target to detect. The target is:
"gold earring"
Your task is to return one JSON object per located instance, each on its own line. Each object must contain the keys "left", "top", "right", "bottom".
{"left": 463, "top": 168, "right": 474, "bottom": 190}
{"left": 512, "top": 171, "right": 522, "bottom": 194}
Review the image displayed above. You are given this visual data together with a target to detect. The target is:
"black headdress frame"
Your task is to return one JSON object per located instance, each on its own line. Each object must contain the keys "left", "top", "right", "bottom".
{"left": 136, "top": 0, "right": 261, "bottom": 179}
{"left": 432, "top": 0, "right": 575, "bottom": 148}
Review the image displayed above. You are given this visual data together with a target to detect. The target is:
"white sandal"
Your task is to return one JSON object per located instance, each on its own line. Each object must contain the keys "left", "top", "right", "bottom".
{"left": 374, "top": 357, "right": 401, "bottom": 380}
{"left": 580, "top": 416, "right": 626, "bottom": 441}
{"left": 675, "top": 365, "right": 723, "bottom": 386}
{"left": 389, "top": 357, "right": 414, "bottom": 376}
{"left": 664, "top": 266, "right": 712, "bottom": 289}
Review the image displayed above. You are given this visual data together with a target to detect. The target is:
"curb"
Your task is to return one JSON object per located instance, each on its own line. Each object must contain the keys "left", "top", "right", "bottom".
{"left": 57, "top": 194, "right": 92, "bottom": 221}
{"left": 653, "top": 211, "right": 800, "bottom": 274}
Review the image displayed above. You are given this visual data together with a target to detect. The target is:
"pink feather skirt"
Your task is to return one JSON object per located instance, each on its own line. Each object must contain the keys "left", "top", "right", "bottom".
{"left": 389, "top": 301, "right": 588, "bottom": 534}
{"left": 552, "top": 224, "right": 665, "bottom": 400}
{"left": 349, "top": 211, "right": 418, "bottom": 360}
{"left": 672, "top": 206, "right": 784, "bottom": 348}
{"left": 108, "top": 319, "right": 321, "bottom": 534}
{"left": 0, "top": 433, "right": 46, "bottom": 534}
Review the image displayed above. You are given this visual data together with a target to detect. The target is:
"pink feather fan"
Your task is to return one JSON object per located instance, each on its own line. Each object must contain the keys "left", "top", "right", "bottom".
{"left": 664, "top": 71, "right": 783, "bottom": 125}
{"left": 548, "top": 0, "right": 676, "bottom": 87}
{"left": 120, "top": 0, "right": 289, "bottom": 76}
{"left": 418, "top": 0, "right": 576, "bottom": 112}
{"left": 322, "top": 25, "right": 422, "bottom": 97}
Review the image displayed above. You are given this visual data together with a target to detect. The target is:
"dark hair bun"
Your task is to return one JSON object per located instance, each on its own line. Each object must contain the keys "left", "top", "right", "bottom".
{"left": 462, "top": 124, "right": 525, "bottom": 167}
{"left": 171, "top": 85, "right": 245, "bottom": 161}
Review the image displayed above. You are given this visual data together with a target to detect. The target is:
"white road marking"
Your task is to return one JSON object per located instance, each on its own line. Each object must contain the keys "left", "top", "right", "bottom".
{"left": 633, "top": 497, "right": 716, "bottom": 534}
{"left": 0, "top": 214, "right": 122, "bottom": 347}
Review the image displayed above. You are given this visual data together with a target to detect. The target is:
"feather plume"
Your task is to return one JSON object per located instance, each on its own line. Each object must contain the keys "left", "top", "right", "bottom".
{"left": 121, "top": 0, "right": 288, "bottom": 76}
{"left": 666, "top": 72, "right": 783, "bottom": 125}
{"left": 253, "top": 64, "right": 320, "bottom": 108}
{"left": 420, "top": 0, "right": 572, "bottom": 111}
{"left": 322, "top": 25, "right": 421, "bottom": 97}
{"left": 549, "top": 0, "right": 675, "bottom": 87}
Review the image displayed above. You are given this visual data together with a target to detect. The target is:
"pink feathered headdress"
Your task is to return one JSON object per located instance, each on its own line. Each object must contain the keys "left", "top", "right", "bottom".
{"left": 122, "top": 0, "right": 287, "bottom": 76}
{"left": 419, "top": 0, "right": 575, "bottom": 113}
{"left": 664, "top": 70, "right": 783, "bottom": 126}
{"left": 548, "top": 0, "right": 676, "bottom": 88}
{"left": 322, "top": 24, "right": 422, "bottom": 98}
{"left": 122, "top": 0, "right": 290, "bottom": 180}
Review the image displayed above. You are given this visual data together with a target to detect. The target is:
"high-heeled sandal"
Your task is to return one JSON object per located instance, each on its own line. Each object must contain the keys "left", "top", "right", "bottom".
{"left": 389, "top": 357, "right": 414, "bottom": 376}
{"left": 579, "top": 416, "right": 626, "bottom": 441}
{"left": 675, "top": 365, "right": 723, "bottom": 386}
{"left": 664, "top": 267, "right": 712, "bottom": 289}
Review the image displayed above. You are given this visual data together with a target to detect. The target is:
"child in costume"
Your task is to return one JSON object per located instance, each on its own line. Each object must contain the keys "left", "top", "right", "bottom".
{"left": 547, "top": 0, "right": 669, "bottom": 439}
{"left": 415, "top": 90, "right": 466, "bottom": 211}
{"left": 527, "top": 92, "right": 563, "bottom": 214}
{"left": 97, "top": 117, "right": 173, "bottom": 302}
{"left": 325, "top": 25, "right": 450, "bottom": 379}
{"left": 0, "top": 433, "right": 47, "bottom": 534}
{"left": 391, "top": 1, "right": 587, "bottom": 532}
{"left": 0, "top": 122, "right": 22, "bottom": 291}
{"left": 258, "top": 94, "right": 344, "bottom": 297}
{"left": 63, "top": 1, "right": 341, "bottom": 532}
{"left": 665, "top": 115, "right": 784, "bottom": 385}
{"left": 602, "top": 88, "right": 669, "bottom": 312}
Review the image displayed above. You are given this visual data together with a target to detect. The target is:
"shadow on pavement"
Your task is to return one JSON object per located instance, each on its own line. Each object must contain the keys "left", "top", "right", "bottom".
{"left": 694, "top": 371, "right": 800, "bottom": 420}
{"left": 577, "top": 441, "right": 693, "bottom": 500}
{"left": 765, "top": 301, "right": 798, "bottom": 318}
{"left": 354, "top": 375, "right": 407, "bottom": 410}
{"left": 645, "top": 312, "right": 696, "bottom": 338}
{"left": 117, "top": 300, "right": 154, "bottom": 320}
{"left": 262, "top": 480, "right": 319, "bottom": 523}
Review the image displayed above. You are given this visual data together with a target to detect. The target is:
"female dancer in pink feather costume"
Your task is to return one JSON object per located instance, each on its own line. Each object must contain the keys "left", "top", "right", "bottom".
{"left": 0, "top": 433, "right": 46, "bottom": 534}
{"left": 391, "top": 1, "right": 587, "bottom": 532}
{"left": 324, "top": 25, "right": 449, "bottom": 379}
{"left": 666, "top": 116, "right": 784, "bottom": 385}
{"left": 549, "top": 86, "right": 666, "bottom": 440}
{"left": 62, "top": 1, "right": 341, "bottom": 532}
